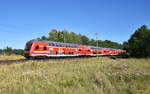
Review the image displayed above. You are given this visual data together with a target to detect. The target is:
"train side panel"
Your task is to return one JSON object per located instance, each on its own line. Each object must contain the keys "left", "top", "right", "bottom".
{"left": 24, "top": 40, "right": 126, "bottom": 58}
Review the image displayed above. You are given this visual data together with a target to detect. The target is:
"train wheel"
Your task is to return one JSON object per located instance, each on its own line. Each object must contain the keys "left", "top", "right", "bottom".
{"left": 25, "top": 56, "right": 30, "bottom": 59}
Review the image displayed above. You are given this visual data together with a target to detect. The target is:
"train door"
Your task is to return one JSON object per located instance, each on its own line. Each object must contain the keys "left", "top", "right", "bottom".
{"left": 91, "top": 49, "right": 93, "bottom": 55}
{"left": 83, "top": 48, "right": 86, "bottom": 55}
{"left": 75, "top": 49, "right": 78, "bottom": 55}
{"left": 49, "top": 48, "right": 53, "bottom": 55}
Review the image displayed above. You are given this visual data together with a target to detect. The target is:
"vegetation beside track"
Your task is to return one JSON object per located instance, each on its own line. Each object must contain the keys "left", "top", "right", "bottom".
{"left": 0, "top": 55, "right": 24, "bottom": 60}
{"left": 0, "top": 56, "right": 150, "bottom": 94}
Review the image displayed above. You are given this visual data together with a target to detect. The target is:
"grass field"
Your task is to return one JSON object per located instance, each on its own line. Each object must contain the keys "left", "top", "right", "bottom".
{"left": 0, "top": 55, "right": 24, "bottom": 60}
{"left": 0, "top": 56, "right": 150, "bottom": 94}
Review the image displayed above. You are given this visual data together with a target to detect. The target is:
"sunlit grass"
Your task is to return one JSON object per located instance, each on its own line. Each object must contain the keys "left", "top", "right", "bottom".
{"left": 0, "top": 56, "right": 150, "bottom": 94}
{"left": 0, "top": 55, "right": 24, "bottom": 60}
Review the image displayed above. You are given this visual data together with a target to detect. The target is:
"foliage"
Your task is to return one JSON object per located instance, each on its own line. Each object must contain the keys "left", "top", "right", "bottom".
{"left": 12, "top": 49, "right": 24, "bottom": 55}
{"left": 0, "top": 56, "right": 150, "bottom": 94}
{"left": 37, "top": 29, "right": 123, "bottom": 49}
{"left": 0, "top": 47, "right": 24, "bottom": 55}
{"left": 41, "top": 36, "right": 47, "bottom": 40}
{"left": 0, "top": 49, "right": 3, "bottom": 54}
{"left": 0, "top": 55, "right": 24, "bottom": 60}
{"left": 3, "top": 46, "right": 13, "bottom": 55}
{"left": 123, "top": 41, "right": 129, "bottom": 52}
{"left": 124, "top": 25, "right": 150, "bottom": 57}
{"left": 98, "top": 40, "right": 123, "bottom": 49}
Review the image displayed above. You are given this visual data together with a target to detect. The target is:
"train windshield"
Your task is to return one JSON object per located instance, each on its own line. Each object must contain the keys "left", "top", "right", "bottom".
{"left": 25, "top": 42, "right": 33, "bottom": 52}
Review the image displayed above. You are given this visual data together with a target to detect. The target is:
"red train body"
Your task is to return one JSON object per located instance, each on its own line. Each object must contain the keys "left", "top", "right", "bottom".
{"left": 24, "top": 40, "right": 126, "bottom": 59}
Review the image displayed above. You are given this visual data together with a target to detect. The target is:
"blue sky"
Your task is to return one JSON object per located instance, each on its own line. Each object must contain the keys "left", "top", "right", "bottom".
{"left": 0, "top": 0, "right": 150, "bottom": 49}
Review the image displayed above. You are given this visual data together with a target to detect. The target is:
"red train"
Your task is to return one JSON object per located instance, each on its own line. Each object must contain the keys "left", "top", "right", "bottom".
{"left": 24, "top": 40, "right": 126, "bottom": 59}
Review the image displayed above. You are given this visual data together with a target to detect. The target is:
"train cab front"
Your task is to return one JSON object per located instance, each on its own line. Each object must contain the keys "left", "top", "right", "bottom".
{"left": 24, "top": 40, "right": 33, "bottom": 59}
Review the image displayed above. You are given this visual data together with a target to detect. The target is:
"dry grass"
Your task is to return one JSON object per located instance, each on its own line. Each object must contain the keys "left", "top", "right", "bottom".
{"left": 0, "top": 56, "right": 150, "bottom": 94}
{"left": 0, "top": 55, "right": 24, "bottom": 60}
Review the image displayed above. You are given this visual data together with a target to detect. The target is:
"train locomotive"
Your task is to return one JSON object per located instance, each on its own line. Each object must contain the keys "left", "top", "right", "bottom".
{"left": 24, "top": 39, "right": 126, "bottom": 59}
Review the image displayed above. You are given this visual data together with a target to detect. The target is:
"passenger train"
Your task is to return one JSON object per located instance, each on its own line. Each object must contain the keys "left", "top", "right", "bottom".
{"left": 24, "top": 39, "right": 126, "bottom": 59}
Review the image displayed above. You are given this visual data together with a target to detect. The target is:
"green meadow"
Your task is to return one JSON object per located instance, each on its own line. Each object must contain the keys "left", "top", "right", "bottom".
{"left": 0, "top": 56, "right": 150, "bottom": 94}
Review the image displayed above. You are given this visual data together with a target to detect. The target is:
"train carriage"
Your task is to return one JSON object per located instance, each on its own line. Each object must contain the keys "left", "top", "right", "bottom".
{"left": 24, "top": 39, "right": 126, "bottom": 59}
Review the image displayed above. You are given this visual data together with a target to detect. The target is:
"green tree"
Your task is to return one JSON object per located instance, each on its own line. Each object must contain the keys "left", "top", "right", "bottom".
{"left": 123, "top": 41, "right": 129, "bottom": 52}
{"left": 49, "top": 29, "right": 58, "bottom": 41}
{"left": 37, "top": 28, "right": 123, "bottom": 49}
{"left": 0, "top": 49, "right": 3, "bottom": 54}
{"left": 128, "top": 25, "right": 150, "bottom": 57}
{"left": 81, "top": 35, "right": 89, "bottom": 45}
{"left": 89, "top": 39, "right": 96, "bottom": 46}
{"left": 37, "top": 37, "right": 41, "bottom": 40}
{"left": 3, "top": 46, "right": 13, "bottom": 55}
{"left": 41, "top": 36, "right": 47, "bottom": 40}
{"left": 13, "top": 49, "right": 24, "bottom": 55}
{"left": 61, "top": 29, "right": 68, "bottom": 42}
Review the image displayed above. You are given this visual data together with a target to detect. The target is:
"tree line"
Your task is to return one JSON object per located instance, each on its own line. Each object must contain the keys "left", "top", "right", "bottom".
{"left": 37, "top": 29, "right": 123, "bottom": 49}
{"left": 0, "top": 47, "right": 24, "bottom": 55}
{"left": 123, "top": 25, "right": 150, "bottom": 57}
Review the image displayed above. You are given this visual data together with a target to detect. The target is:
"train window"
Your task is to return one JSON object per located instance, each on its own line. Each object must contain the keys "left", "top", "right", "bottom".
{"left": 52, "top": 43, "right": 55, "bottom": 46}
{"left": 79, "top": 49, "right": 81, "bottom": 52}
{"left": 56, "top": 51, "right": 58, "bottom": 55}
{"left": 49, "top": 42, "right": 51, "bottom": 46}
{"left": 72, "top": 52, "right": 74, "bottom": 55}
{"left": 69, "top": 52, "right": 71, "bottom": 55}
{"left": 56, "top": 43, "right": 59, "bottom": 47}
{"left": 63, "top": 44, "right": 65, "bottom": 47}
{"left": 43, "top": 46, "right": 47, "bottom": 50}
{"left": 99, "top": 52, "right": 102, "bottom": 54}
{"left": 25, "top": 43, "right": 32, "bottom": 52}
{"left": 60, "top": 44, "right": 62, "bottom": 47}
{"left": 66, "top": 52, "right": 68, "bottom": 55}
{"left": 35, "top": 46, "right": 39, "bottom": 50}
{"left": 66, "top": 44, "right": 68, "bottom": 48}
{"left": 63, "top": 52, "right": 65, "bottom": 54}
{"left": 88, "top": 49, "right": 90, "bottom": 52}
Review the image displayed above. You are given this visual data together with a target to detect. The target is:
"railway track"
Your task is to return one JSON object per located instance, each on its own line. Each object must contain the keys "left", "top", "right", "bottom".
{"left": 0, "top": 59, "right": 27, "bottom": 65}
{"left": 0, "top": 55, "right": 127, "bottom": 65}
{"left": 0, "top": 56, "right": 94, "bottom": 65}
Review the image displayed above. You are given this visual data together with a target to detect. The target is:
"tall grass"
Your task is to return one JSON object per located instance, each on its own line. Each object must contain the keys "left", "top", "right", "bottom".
{"left": 0, "top": 55, "right": 24, "bottom": 60}
{"left": 0, "top": 56, "right": 150, "bottom": 94}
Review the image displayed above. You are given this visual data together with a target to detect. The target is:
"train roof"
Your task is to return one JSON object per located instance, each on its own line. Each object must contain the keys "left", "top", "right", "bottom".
{"left": 27, "top": 39, "right": 79, "bottom": 46}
